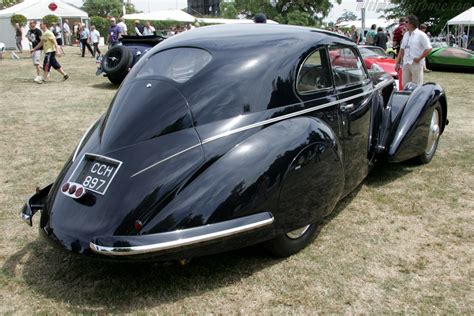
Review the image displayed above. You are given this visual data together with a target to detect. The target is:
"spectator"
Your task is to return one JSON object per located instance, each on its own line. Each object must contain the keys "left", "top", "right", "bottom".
{"left": 366, "top": 24, "right": 377, "bottom": 45}
{"left": 53, "top": 23, "right": 65, "bottom": 55}
{"left": 107, "top": 17, "right": 122, "bottom": 47}
{"left": 462, "top": 32, "right": 468, "bottom": 48}
{"left": 395, "top": 15, "right": 432, "bottom": 85}
{"left": 374, "top": 26, "right": 387, "bottom": 50}
{"left": 26, "top": 20, "right": 43, "bottom": 83}
{"left": 392, "top": 17, "right": 406, "bottom": 55}
{"left": 31, "top": 21, "right": 69, "bottom": 83}
{"left": 90, "top": 25, "right": 101, "bottom": 58}
{"left": 117, "top": 16, "right": 128, "bottom": 36}
{"left": 79, "top": 24, "right": 94, "bottom": 57}
{"left": 253, "top": 13, "right": 267, "bottom": 24}
{"left": 15, "top": 23, "right": 23, "bottom": 53}
{"left": 143, "top": 21, "right": 155, "bottom": 36}
{"left": 351, "top": 25, "right": 360, "bottom": 44}
{"left": 134, "top": 20, "right": 144, "bottom": 36}
{"left": 419, "top": 24, "right": 430, "bottom": 72}
{"left": 63, "top": 19, "right": 71, "bottom": 45}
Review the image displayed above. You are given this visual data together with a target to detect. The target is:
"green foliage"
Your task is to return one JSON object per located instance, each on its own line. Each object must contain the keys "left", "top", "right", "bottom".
{"left": 220, "top": 2, "right": 238, "bottom": 19}
{"left": 233, "top": 0, "right": 341, "bottom": 25}
{"left": 286, "top": 11, "right": 314, "bottom": 26}
{"left": 82, "top": 0, "right": 137, "bottom": 18}
{"left": 383, "top": 0, "right": 472, "bottom": 34}
{"left": 10, "top": 14, "right": 27, "bottom": 26}
{"left": 0, "top": 0, "right": 22, "bottom": 10}
{"left": 42, "top": 14, "right": 58, "bottom": 26}
{"left": 337, "top": 10, "right": 357, "bottom": 23}
{"left": 90, "top": 16, "right": 109, "bottom": 40}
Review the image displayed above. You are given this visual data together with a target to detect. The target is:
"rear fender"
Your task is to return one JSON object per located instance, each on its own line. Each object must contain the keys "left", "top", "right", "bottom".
{"left": 143, "top": 117, "right": 343, "bottom": 237}
{"left": 386, "top": 83, "right": 447, "bottom": 162}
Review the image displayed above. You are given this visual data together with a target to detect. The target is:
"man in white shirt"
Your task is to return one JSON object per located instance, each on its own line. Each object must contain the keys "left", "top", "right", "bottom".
{"left": 90, "top": 25, "right": 101, "bottom": 58}
{"left": 63, "top": 19, "right": 71, "bottom": 45}
{"left": 395, "top": 15, "right": 432, "bottom": 85}
{"left": 117, "top": 16, "right": 128, "bottom": 36}
{"left": 143, "top": 21, "right": 155, "bottom": 36}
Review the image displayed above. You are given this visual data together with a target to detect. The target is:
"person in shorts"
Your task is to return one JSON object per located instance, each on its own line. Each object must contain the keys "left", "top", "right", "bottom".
{"left": 31, "top": 21, "right": 69, "bottom": 83}
{"left": 26, "top": 20, "right": 43, "bottom": 83}
{"left": 90, "top": 25, "right": 101, "bottom": 58}
{"left": 53, "top": 23, "right": 65, "bottom": 54}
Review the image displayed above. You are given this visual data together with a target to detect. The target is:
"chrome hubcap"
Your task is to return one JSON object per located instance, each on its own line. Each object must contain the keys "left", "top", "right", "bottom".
{"left": 286, "top": 224, "right": 311, "bottom": 239}
{"left": 425, "top": 109, "right": 440, "bottom": 156}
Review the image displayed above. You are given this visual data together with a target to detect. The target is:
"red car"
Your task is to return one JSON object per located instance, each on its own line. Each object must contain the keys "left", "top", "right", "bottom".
{"left": 359, "top": 45, "right": 401, "bottom": 88}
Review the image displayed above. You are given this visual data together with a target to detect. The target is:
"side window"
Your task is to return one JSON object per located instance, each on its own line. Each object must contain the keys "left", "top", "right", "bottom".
{"left": 296, "top": 49, "right": 332, "bottom": 93}
{"left": 329, "top": 47, "right": 367, "bottom": 87}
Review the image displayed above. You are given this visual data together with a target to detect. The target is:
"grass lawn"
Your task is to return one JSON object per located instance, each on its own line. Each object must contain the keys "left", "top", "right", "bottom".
{"left": 0, "top": 46, "right": 473, "bottom": 313}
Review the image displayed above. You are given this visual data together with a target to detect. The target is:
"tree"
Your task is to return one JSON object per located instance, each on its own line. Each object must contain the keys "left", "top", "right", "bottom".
{"left": 286, "top": 10, "right": 313, "bottom": 26}
{"left": 233, "top": 0, "right": 341, "bottom": 25}
{"left": 383, "top": 0, "right": 471, "bottom": 34}
{"left": 10, "top": 14, "right": 27, "bottom": 26}
{"left": 336, "top": 10, "right": 357, "bottom": 23}
{"left": 220, "top": 2, "right": 238, "bottom": 19}
{"left": 81, "top": 0, "right": 137, "bottom": 18}
{"left": 0, "top": 0, "right": 22, "bottom": 10}
{"left": 42, "top": 14, "right": 58, "bottom": 26}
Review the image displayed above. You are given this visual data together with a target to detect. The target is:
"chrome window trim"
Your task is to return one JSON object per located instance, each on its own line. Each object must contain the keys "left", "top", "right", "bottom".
{"left": 296, "top": 47, "right": 333, "bottom": 95}
{"left": 130, "top": 78, "right": 394, "bottom": 177}
{"left": 89, "top": 214, "right": 274, "bottom": 256}
{"left": 72, "top": 120, "right": 97, "bottom": 162}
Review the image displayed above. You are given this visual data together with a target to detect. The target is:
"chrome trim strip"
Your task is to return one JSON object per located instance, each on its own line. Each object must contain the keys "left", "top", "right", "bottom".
{"left": 89, "top": 215, "right": 274, "bottom": 256}
{"left": 131, "top": 78, "right": 394, "bottom": 177}
{"left": 72, "top": 121, "right": 97, "bottom": 162}
{"left": 131, "top": 143, "right": 201, "bottom": 178}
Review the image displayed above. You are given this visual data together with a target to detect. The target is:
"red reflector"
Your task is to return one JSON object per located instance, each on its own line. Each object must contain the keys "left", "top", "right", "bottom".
{"left": 134, "top": 220, "right": 143, "bottom": 232}
{"left": 74, "top": 187, "right": 84, "bottom": 198}
{"left": 61, "top": 182, "right": 70, "bottom": 192}
{"left": 68, "top": 184, "right": 77, "bottom": 194}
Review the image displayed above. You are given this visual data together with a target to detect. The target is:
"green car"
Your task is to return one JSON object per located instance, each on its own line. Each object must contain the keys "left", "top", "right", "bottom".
{"left": 426, "top": 47, "right": 474, "bottom": 72}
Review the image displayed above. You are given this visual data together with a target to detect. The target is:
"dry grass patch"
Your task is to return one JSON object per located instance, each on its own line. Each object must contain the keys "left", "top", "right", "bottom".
{"left": 0, "top": 47, "right": 473, "bottom": 313}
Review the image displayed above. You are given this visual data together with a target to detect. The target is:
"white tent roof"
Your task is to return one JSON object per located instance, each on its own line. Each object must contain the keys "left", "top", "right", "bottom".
{"left": 447, "top": 7, "right": 474, "bottom": 25}
{"left": 197, "top": 18, "right": 278, "bottom": 24}
{"left": 123, "top": 10, "right": 196, "bottom": 23}
{"left": 0, "top": 0, "right": 88, "bottom": 19}
{"left": 337, "top": 18, "right": 396, "bottom": 29}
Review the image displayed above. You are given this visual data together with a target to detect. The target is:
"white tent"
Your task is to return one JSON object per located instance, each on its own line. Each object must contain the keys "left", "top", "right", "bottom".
{"left": 123, "top": 10, "right": 196, "bottom": 23}
{"left": 0, "top": 0, "right": 88, "bottom": 49}
{"left": 448, "top": 7, "right": 474, "bottom": 25}
{"left": 198, "top": 17, "right": 278, "bottom": 24}
{"left": 337, "top": 18, "right": 397, "bottom": 30}
{"left": 447, "top": 7, "right": 473, "bottom": 48}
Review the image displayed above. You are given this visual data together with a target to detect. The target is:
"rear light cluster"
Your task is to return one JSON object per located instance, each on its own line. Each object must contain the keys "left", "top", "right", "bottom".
{"left": 61, "top": 182, "right": 86, "bottom": 199}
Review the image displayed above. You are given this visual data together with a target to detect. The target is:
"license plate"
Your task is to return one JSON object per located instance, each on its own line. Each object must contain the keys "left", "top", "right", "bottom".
{"left": 68, "top": 154, "right": 122, "bottom": 195}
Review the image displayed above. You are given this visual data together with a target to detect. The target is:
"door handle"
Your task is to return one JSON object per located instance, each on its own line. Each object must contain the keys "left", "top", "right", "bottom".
{"left": 340, "top": 103, "right": 354, "bottom": 112}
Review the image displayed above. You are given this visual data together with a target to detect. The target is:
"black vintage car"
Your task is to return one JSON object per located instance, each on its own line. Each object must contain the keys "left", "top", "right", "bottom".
{"left": 22, "top": 25, "right": 448, "bottom": 261}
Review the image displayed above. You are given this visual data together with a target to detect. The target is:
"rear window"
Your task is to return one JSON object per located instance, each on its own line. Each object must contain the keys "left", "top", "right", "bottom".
{"left": 135, "top": 48, "right": 212, "bottom": 83}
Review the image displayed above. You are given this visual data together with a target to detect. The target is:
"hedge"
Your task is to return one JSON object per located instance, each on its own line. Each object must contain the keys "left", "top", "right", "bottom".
{"left": 42, "top": 14, "right": 58, "bottom": 26}
{"left": 10, "top": 14, "right": 27, "bottom": 26}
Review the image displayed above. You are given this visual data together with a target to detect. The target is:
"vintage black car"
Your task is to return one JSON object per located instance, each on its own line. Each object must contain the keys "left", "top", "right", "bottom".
{"left": 21, "top": 25, "right": 448, "bottom": 261}
{"left": 96, "top": 35, "right": 165, "bottom": 84}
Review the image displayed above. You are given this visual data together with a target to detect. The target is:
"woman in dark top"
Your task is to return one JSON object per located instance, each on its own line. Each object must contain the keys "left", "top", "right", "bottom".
{"left": 374, "top": 27, "right": 388, "bottom": 50}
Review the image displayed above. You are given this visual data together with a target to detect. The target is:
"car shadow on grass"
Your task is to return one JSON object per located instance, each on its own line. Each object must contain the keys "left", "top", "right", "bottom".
{"left": 2, "top": 236, "right": 285, "bottom": 312}
{"left": 364, "top": 160, "right": 421, "bottom": 188}
{"left": 91, "top": 82, "right": 119, "bottom": 90}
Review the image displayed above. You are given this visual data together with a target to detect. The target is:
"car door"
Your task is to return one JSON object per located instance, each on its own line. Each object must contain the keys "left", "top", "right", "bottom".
{"left": 328, "top": 45, "right": 374, "bottom": 195}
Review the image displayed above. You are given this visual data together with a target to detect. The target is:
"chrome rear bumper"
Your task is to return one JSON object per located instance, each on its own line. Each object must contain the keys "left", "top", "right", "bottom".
{"left": 89, "top": 212, "right": 274, "bottom": 256}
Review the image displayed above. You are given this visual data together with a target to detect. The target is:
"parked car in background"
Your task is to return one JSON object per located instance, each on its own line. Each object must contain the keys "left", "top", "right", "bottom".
{"left": 426, "top": 47, "right": 474, "bottom": 72}
{"left": 22, "top": 25, "right": 448, "bottom": 262}
{"left": 97, "top": 35, "right": 165, "bottom": 84}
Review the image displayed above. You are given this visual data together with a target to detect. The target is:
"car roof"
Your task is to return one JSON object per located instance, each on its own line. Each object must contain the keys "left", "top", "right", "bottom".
{"left": 150, "top": 24, "right": 355, "bottom": 55}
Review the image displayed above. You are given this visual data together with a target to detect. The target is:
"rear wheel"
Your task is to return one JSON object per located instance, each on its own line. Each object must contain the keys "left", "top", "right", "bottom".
{"left": 101, "top": 45, "right": 132, "bottom": 80}
{"left": 264, "top": 223, "right": 319, "bottom": 257}
{"left": 418, "top": 103, "right": 442, "bottom": 164}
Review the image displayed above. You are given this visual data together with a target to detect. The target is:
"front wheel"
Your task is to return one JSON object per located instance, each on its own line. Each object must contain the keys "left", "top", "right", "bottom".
{"left": 418, "top": 103, "right": 442, "bottom": 164}
{"left": 263, "top": 223, "right": 319, "bottom": 257}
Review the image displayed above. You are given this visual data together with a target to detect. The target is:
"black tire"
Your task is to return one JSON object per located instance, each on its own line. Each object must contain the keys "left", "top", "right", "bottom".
{"left": 263, "top": 223, "right": 319, "bottom": 257}
{"left": 101, "top": 45, "right": 132, "bottom": 79}
{"left": 107, "top": 75, "right": 124, "bottom": 85}
{"left": 418, "top": 103, "right": 442, "bottom": 164}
